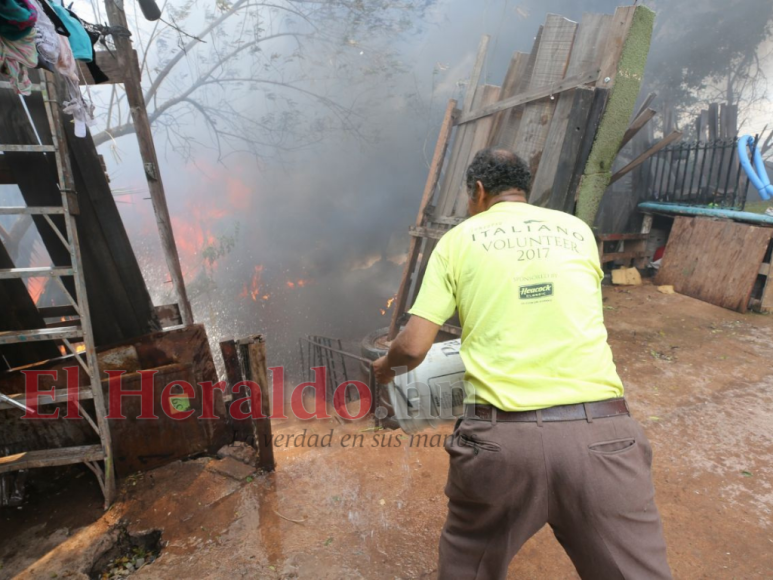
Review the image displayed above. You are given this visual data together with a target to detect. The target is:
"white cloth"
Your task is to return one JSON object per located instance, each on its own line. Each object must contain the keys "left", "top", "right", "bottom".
{"left": 29, "top": 0, "right": 59, "bottom": 66}
{"left": 54, "top": 33, "right": 94, "bottom": 138}
{"left": 62, "top": 76, "right": 94, "bottom": 138}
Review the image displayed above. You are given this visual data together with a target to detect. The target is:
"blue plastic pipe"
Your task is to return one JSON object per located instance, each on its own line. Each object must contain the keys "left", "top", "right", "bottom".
{"left": 738, "top": 134, "right": 773, "bottom": 201}
{"left": 638, "top": 201, "right": 773, "bottom": 226}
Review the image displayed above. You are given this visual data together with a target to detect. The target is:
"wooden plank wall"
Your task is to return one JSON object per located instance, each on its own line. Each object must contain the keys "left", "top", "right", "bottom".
{"left": 512, "top": 15, "right": 578, "bottom": 176}
{"left": 452, "top": 85, "right": 502, "bottom": 215}
{"left": 529, "top": 13, "right": 612, "bottom": 206}
{"left": 489, "top": 27, "right": 542, "bottom": 148}
{"left": 655, "top": 217, "right": 773, "bottom": 313}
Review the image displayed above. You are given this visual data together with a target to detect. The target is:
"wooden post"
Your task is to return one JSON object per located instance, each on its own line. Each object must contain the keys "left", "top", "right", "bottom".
{"left": 220, "top": 339, "right": 253, "bottom": 443}
{"left": 575, "top": 5, "right": 656, "bottom": 226}
{"left": 387, "top": 99, "right": 457, "bottom": 340}
{"left": 239, "top": 335, "right": 275, "bottom": 472}
{"left": 103, "top": 0, "right": 193, "bottom": 325}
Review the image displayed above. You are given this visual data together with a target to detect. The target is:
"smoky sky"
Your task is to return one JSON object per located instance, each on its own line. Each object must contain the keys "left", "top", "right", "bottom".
{"left": 71, "top": 0, "right": 770, "bottom": 376}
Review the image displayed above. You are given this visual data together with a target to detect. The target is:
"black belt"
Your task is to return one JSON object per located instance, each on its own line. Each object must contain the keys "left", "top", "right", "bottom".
{"left": 469, "top": 398, "right": 629, "bottom": 422}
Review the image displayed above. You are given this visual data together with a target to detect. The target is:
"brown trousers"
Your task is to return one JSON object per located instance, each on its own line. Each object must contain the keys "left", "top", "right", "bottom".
{"left": 438, "top": 411, "right": 672, "bottom": 579}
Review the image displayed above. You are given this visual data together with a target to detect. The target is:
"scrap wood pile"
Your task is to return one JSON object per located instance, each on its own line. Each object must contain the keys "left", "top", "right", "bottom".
{"left": 389, "top": 4, "right": 657, "bottom": 339}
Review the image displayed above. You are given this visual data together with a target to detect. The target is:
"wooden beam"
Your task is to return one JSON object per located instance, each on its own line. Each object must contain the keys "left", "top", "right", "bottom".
{"left": 388, "top": 99, "right": 457, "bottom": 340}
{"left": 574, "top": 5, "right": 656, "bottom": 225}
{"left": 609, "top": 130, "right": 683, "bottom": 184}
{"left": 240, "top": 335, "right": 275, "bottom": 472}
{"left": 463, "top": 35, "right": 490, "bottom": 116}
{"left": 619, "top": 107, "right": 657, "bottom": 150}
{"left": 77, "top": 51, "right": 134, "bottom": 85}
{"left": 634, "top": 92, "right": 657, "bottom": 120}
{"left": 103, "top": 2, "right": 194, "bottom": 326}
{"left": 219, "top": 338, "right": 253, "bottom": 442}
{"left": 408, "top": 225, "right": 448, "bottom": 241}
{"left": 458, "top": 69, "right": 597, "bottom": 126}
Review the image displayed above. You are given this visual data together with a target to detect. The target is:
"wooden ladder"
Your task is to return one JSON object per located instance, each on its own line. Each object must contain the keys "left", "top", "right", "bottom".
{"left": 0, "top": 72, "right": 115, "bottom": 506}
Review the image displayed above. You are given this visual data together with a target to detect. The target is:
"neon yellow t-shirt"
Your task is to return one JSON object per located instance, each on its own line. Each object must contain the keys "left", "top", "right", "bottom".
{"left": 408, "top": 201, "right": 623, "bottom": 411}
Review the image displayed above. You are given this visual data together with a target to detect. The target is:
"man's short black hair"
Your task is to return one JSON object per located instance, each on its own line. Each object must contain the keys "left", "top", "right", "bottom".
{"left": 466, "top": 148, "right": 531, "bottom": 197}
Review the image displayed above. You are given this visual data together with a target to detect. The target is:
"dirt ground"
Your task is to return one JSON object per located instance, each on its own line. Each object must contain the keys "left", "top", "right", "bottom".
{"left": 2, "top": 283, "right": 773, "bottom": 579}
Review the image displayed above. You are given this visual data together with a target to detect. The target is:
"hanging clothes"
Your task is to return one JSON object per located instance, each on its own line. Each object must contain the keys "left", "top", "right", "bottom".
{"left": 62, "top": 83, "right": 94, "bottom": 138}
{"left": 49, "top": 0, "right": 90, "bottom": 61}
{"left": 28, "top": 0, "right": 57, "bottom": 66}
{"left": 62, "top": 5, "right": 108, "bottom": 82}
{"left": 0, "top": 0, "right": 37, "bottom": 41}
{"left": 79, "top": 21, "right": 108, "bottom": 83}
{"left": 35, "top": 0, "right": 67, "bottom": 37}
{"left": 55, "top": 31, "right": 75, "bottom": 80}
{"left": 0, "top": 32, "right": 37, "bottom": 94}
{"left": 53, "top": 33, "right": 94, "bottom": 138}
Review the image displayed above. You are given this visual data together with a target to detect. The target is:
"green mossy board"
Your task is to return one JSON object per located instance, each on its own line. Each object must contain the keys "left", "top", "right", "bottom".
{"left": 575, "top": 6, "right": 655, "bottom": 226}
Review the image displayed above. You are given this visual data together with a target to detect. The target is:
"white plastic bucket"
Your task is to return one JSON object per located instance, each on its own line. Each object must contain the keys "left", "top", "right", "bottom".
{"left": 387, "top": 339, "right": 467, "bottom": 434}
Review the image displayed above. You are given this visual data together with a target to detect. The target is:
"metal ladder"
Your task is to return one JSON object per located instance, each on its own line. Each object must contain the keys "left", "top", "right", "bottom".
{"left": 0, "top": 72, "right": 115, "bottom": 506}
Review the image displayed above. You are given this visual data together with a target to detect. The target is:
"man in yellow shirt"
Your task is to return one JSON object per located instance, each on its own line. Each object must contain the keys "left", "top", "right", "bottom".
{"left": 373, "top": 148, "right": 671, "bottom": 579}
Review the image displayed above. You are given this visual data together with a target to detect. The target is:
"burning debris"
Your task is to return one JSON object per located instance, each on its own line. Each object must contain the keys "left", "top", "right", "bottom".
{"left": 380, "top": 294, "right": 397, "bottom": 316}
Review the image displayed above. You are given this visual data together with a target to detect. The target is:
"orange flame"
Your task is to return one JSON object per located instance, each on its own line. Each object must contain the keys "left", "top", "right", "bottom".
{"left": 286, "top": 279, "right": 311, "bottom": 289}
{"left": 380, "top": 294, "right": 397, "bottom": 316}
{"left": 242, "top": 265, "right": 264, "bottom": 301}
{"left": 27, "top": 278, "right": 48, "bottom": 305}
{"left": 58, "top": 342, "right": 86, "bottom": 356}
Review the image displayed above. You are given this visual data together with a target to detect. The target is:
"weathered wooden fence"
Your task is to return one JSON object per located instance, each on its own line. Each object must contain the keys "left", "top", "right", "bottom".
{"left": 389, "top": 5, "right": 656, "bottom": 339}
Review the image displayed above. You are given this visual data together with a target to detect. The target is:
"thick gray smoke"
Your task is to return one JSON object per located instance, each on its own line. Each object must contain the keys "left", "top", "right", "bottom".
{"left": 92, "top": 0, "right": 770, "bottom": 380}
